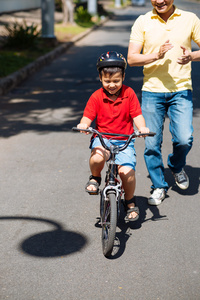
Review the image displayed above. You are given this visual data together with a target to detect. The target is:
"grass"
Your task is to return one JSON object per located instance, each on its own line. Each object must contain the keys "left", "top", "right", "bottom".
{"left": 0, "top": 44, "right": 56, "bottom": 77}
{"left": 0, "top": 22, "right": 95, "bottom": 78}
{"left": 0, "top": 39, "right": 55, "bottom": 78}
{"left": 0, "top": 51, "right": 33, "bottom": 76}
{"left": 0, "top": 1, "right": 112, "bottom": 78}
{"left": 54, "top": 22, "right": 93, "bottom": 42}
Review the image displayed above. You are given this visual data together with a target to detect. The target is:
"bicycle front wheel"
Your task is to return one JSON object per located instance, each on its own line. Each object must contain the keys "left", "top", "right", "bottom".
{"left": 101, "top": 191, "right": 117, "bottom": 257}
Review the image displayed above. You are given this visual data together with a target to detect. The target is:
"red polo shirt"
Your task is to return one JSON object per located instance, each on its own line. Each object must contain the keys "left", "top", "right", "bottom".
{"left": 83, "top": 84, "right": 142, "bottom": 139}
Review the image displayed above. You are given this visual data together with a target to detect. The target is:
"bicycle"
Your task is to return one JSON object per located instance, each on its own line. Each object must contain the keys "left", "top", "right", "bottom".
{"left": 72, "top": 127, "right": 155, "bottom": 257}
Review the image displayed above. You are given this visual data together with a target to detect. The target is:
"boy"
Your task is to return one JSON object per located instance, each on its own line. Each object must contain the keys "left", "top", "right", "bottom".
{"left": 77, "top": 51, "right": 149, "bottom": 221}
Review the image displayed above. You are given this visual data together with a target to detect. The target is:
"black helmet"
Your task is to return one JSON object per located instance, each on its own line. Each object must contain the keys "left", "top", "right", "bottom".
{"left": 96, "top": 51, "right": 127, "bottom": 71}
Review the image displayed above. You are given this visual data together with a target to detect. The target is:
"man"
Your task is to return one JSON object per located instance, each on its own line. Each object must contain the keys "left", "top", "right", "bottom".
{"left": 127, "top": 0, "right": 200, "bottom": 205}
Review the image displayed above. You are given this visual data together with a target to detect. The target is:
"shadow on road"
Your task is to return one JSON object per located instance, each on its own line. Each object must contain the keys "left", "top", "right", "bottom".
{"left": 0, "top": 7, "right": 199, "bottom": 138}
{"left": 0, "top": 46, "right": 143, "bottom": 138}
{"left": 99, "top": 164, "right": 200, "bottom": 259}
{"left": 0, "top": 216, "right": 88, "bottom": 257}
{"left": 165, "top": 165, "right": 200, "bottom": 196}
{"left": 95, "top": 196, "right": 168, "bottom": 260}
{"left": 0, "top": 49, "right": 199, "bottom": 139}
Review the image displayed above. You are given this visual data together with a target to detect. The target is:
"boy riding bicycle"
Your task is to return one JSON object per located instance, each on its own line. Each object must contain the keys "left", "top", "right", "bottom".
{"left": 77, "top": 51, "right": 149, "bottom": 221}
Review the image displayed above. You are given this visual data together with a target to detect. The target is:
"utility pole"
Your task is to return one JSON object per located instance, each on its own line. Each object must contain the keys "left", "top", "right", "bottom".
{"left": 41, "top": 0, "right": 56, "bottom": 38}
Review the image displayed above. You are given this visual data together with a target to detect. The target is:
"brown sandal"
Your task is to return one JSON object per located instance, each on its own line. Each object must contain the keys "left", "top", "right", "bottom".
{"left": 124, "top": 197, "right": 139, "bottom": 221}
{"left": 85, "top": 175, "right": 101, "bottom": 195}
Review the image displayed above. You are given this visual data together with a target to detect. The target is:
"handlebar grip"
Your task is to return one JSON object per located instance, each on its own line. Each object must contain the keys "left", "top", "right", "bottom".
{"left": 72, "top": 127, "right": 91, "bottom": 133}
{"left": 72, "top": 127, "right": 81, "bottom": 132}
{"left": 145, "top": 132, "right": 156, "bottom": 137}
{"left": 72, "top": 127, "right": 79, "bottom": 131}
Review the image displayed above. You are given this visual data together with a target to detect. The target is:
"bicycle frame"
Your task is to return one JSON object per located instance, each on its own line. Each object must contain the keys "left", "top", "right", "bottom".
{"left": 72, "top": 126, "right": 155, "bottom": 257}
{"left": 102, "top": 144, "right": 123, "bottom": 219}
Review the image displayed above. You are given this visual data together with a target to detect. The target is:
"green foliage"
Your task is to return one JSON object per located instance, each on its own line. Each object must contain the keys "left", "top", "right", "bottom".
{"left": 0, "top": 41, "right": 53, "bottom": 78}
{"left": 4, "top": 21, "right": 40, "bottom": 49}
{"left": 0, "top": 51, "right": 33, "bottom": 77}
{"left": 75, "top": 6, "right": 92, "bottom": 24}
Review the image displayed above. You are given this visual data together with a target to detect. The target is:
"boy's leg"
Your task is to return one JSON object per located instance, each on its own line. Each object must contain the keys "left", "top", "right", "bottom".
{"left": 118, "top": 165, "right": 138, "bottom": 219}
{"left": 86, "top": 146, "right": 109, "bottom": 192}
{"left": 118, "top": 165, "right": 135, "bottom": 199}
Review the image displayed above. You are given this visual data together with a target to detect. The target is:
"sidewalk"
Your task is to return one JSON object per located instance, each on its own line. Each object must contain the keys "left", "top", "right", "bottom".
{"left": 0, "top": 0, "right": 113, "bottom": 34}
{"left": 0, "top": 2, "right": 113, "bottom": 96}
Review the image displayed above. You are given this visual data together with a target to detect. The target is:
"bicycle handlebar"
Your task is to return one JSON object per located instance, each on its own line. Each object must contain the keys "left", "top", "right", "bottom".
{"left": 72, "top": 127, "right": 155, "bottom": 153}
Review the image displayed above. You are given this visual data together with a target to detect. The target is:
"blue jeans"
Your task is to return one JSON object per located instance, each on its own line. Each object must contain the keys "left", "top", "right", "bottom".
{"left": 141, "top": 90, "right": 193, "bottom": 191}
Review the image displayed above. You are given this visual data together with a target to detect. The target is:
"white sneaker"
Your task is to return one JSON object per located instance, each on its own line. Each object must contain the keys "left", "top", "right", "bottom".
{"left": 172, "top": 169, "right": 189, "bottom": 190}
{"left": 148, "top": 188, "right": 165, "bottom": 206}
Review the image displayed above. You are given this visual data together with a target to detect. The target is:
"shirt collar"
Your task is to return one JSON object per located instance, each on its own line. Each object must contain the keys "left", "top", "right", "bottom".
{"left": 102, "top": 85, "right": 127, "bottom": 102}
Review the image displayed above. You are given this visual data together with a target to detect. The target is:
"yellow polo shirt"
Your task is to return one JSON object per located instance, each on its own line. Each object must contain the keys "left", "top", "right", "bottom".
{"left": 129, "top": 7, "right": 200, "bottom": 92}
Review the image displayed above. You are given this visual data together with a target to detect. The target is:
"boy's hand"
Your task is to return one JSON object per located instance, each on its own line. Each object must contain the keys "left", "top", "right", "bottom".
{"left": 138, "top": 126, "right": 150, "bottom": 137}
{"left": 77, "top": 123, "right": 90, "bottom": 134}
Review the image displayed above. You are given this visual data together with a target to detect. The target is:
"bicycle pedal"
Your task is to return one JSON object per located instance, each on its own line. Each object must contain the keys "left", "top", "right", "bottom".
{"left": 88, "top": 191, "right": 99, "bottom": 195}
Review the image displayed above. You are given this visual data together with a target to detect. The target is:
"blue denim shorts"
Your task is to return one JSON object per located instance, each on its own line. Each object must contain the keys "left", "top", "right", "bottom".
{"left": 90, "top": 137, "right": 136, "bottom": 170}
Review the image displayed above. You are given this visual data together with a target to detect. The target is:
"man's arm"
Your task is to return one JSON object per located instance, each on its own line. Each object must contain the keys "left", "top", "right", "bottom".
{"left": 127, "top": 40, "right": 173, "bottom": 67}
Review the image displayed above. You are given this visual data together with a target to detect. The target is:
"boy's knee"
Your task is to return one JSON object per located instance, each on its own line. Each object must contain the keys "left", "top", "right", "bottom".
{"left": 91, "top": 147, "right": 107, "bottom": 163}
{"left": 118, "top": 166, "right": 135, "bottom": 178}
{"left": 93, "top": 147, "right": 109, "bottom": 160}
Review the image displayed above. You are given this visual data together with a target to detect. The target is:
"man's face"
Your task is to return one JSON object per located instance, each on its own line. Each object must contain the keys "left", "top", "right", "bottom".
{"left": 151, "top": 0, "right": 174, "bottom": 16}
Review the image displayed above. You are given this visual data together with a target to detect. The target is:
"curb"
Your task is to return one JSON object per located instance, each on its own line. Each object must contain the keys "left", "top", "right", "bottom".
{"left": 0, "top": 17, "right": 109, "bottom": 96}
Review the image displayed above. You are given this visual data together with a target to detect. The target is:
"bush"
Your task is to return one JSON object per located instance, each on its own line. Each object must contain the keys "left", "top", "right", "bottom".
{"left": 75, "top": 6, "right": 92, "bottom": 23}
{"left": 4, "top": 21, "right": 40, "bottom": 50}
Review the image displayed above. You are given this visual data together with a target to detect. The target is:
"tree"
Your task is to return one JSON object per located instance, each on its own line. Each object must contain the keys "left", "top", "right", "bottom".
{"left": 61, "top": 0, "right": 74, "bottom": 24}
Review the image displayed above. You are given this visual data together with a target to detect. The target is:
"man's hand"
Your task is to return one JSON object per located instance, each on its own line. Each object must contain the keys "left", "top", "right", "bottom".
{"left": 157, "top": 40, "right": 174, "bottom": 59}
{"left": 177, "top": 46, "right": 192, "bottom": 65}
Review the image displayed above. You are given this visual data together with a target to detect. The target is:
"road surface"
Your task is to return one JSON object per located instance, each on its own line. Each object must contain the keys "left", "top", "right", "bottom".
{"left": 0, "top": 1, "right": 200, "bottom": 299}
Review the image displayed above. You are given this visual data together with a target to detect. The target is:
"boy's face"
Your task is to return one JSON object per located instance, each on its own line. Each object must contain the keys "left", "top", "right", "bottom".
{"left": 100, "top": 71, "right": 124, "bottom": 95}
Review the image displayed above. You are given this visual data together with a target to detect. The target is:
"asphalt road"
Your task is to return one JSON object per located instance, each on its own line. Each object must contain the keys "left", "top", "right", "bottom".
{"left": 0, "top": 1, "right": 200, "bottom": 299}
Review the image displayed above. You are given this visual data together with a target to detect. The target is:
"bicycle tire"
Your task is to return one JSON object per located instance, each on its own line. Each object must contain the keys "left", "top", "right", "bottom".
{"left": 100, "top": 191, "right": 104, "bottom": 218}
{"left": 101, "top": 191, "right": 117, "bottom": 257}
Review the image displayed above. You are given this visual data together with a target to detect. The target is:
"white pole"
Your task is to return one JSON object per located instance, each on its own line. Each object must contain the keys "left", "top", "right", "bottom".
{"left": 115, "top": 0, "right": 121, "bottom": 8}
{"left": 41, "top": 0, "right": 55, "bottom": 38}
{"left": 88, "top": 0, "right": 97, "bottom": 15}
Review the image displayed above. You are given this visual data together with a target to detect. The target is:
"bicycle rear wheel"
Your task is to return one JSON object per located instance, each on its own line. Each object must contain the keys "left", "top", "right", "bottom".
{"left": 101, "top": 191, "right": 117, "bottom": 257}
